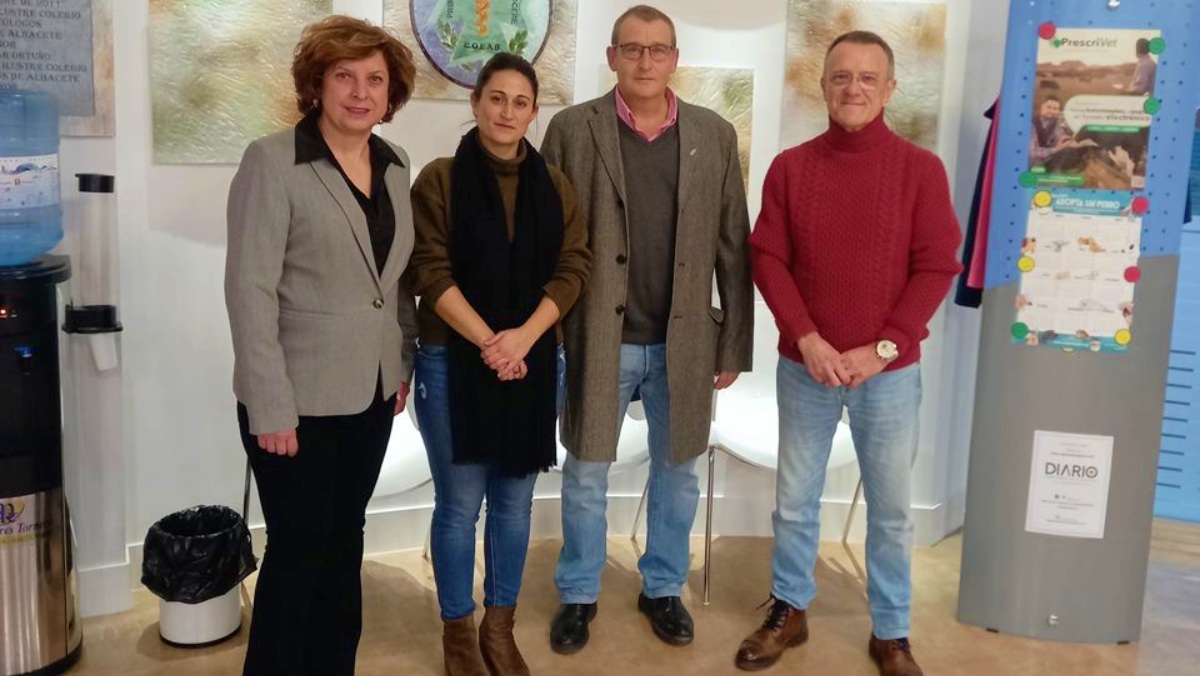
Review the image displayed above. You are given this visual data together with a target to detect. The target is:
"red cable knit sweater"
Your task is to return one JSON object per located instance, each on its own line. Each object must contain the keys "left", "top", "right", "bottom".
{"left": 750, "top": 114, "right": 963, "bottom": 371}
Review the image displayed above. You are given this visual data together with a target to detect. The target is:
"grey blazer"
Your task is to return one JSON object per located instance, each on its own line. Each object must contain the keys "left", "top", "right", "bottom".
{"left": 542, "top": 90, "right": 753, "bottom": 465}
{"left": 225, "top": 128, "right": 418, "bottom": 435}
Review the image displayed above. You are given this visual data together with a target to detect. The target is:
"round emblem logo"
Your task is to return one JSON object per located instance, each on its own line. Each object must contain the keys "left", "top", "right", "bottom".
{"left": 411, "top": 0, "right": 555, "bottom": 89}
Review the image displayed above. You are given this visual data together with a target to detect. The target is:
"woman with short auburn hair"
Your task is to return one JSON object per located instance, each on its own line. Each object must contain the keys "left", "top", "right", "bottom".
{"left": 291, "top": 14, "right": 416, "bottom": 121}
{"left": 225, "top": 14, "right": 419, "bottom": 676}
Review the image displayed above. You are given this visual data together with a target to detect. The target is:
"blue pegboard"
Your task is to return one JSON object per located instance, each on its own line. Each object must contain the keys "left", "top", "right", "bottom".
{"left": 1154, "top": 124, "right": 1200, "bottom": 523}
{"left": 984, "top": 0, "right": 1200, "bottom": 289}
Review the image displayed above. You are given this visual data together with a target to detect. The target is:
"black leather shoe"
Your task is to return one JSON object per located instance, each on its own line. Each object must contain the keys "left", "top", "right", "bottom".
{"left": 637, "top": 593, "right": 694, "bottom": 646}
{"left": 550, "top": 603, "right": 597, "bottom": 654}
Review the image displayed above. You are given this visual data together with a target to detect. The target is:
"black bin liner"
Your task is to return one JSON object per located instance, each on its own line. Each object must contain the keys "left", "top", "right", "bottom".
{"left": 141, "top": 505, "right": 256, "bottom": 604}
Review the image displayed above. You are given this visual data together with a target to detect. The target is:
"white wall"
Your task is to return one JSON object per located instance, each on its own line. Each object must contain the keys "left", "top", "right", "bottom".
{"left": 938, "top": 0, "right": 1010, "bottom": 533}
{"left": 63, "top": 0, "right": 1005, "bottom": 617}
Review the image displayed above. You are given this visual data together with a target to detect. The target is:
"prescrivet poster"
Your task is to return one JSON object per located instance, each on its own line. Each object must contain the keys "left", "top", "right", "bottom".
{"left": 1028, "top": 28, "right": 1161, "bottom": 191}
{"left": 1014, "top": 26, "right": 1162, "bottom": 353}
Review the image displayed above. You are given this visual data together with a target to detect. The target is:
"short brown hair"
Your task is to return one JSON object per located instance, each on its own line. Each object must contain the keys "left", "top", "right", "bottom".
{"left": 292, "top": 15, "right": 416, "bottom": 123}
{"left": 611, "top": 5, "right": 676, "bottom": 47}
{"left": 825, "top": 30, "right": 895, "bottom": 79}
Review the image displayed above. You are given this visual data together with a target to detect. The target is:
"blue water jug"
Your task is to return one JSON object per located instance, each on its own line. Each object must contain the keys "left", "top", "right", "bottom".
{"left": 0, "top": 90, "right": 61, "bottom": 266}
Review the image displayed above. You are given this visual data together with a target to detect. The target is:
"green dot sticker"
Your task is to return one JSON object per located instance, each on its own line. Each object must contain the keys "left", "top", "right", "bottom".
{"left": 1149, "top": 37, "right": 1166, "bottom": 55}
{"left": 1144, "top": 97, "right": 1161, "bottom": 115}
{"left": 1012, "top": 322, "right": 1030, "bottom": 340}
{"left": 1019, "top": 172, "right": 1038, "bottom": 188}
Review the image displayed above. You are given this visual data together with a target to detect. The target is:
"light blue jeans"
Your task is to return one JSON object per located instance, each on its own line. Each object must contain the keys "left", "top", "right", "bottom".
{"left": 555, "top": 343, "right": 701, "bottom": 603}
{"left": 771, "top": 356, "right": 922, "bottom": 640}
{"left": 414, "top": 344, "right": 565, "bottom": 620}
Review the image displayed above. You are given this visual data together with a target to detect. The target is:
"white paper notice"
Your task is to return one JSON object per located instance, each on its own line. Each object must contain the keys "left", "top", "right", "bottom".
{"left": 1025, "top": 430, "right": 1115, "bottom": 539}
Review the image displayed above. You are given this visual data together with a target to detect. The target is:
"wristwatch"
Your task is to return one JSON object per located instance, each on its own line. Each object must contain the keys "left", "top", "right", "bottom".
{"left": 875, "top": 340, "right": 899, "bottom": 363}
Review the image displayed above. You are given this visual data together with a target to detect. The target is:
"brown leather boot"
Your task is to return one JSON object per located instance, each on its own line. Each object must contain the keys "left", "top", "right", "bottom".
{"left": 869, "top": 635, "right": 924, "bottom": 676}
{"left": 478, "top": 605, "right": 530, "bottom": 676}
{"left": 734, "top": 598, "right": 808, "bottom": 671}
{"left": 442, "top": 615, "right": 488, "bottom": 676}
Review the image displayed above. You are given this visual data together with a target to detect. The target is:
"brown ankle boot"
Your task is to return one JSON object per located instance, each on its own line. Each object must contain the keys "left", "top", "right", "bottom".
{"left": 442, "top": 615, "right": 488, "bottom": 676}
{"left": 478, "top": 605, "right": 530, "bottom": 676}
{"left": 869, "top": 635, "right": 924, "bottom": 676}
{"left": 735, "top": 597, "right": 808, "bottom": 671}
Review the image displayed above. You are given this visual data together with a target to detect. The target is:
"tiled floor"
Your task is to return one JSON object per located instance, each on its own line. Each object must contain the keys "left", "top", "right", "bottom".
{"left": 72, "top": 520, "right": 1200, "bottom": 675}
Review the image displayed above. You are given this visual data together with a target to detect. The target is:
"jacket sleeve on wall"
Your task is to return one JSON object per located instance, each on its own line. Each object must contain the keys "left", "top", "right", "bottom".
{"left": 956, "top": 101, "right": 998, "bottom": 308}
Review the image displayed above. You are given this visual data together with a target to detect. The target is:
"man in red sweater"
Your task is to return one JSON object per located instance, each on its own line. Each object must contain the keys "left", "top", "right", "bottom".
{"left": 734, "top": 32, "right": 962, "bottom": 676}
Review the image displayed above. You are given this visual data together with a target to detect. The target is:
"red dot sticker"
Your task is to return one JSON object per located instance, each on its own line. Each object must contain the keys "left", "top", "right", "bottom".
{"left": 1131, "top": 196, "right": 1150, "bottom": 214}
{"left": 1125, "top": 266, "right": 1141, "bottom": 282}
{"left": 1038, "top": 22, "right": 1056, "bottom": 40}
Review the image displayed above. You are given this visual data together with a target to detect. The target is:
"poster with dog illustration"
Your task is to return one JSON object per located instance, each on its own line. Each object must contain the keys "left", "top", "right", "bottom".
{"left": 1012, "top": 190, "right": 1141, "bottom": 352}
{"left": 1029, "top": 28, "right": 1161, "bottom": 190}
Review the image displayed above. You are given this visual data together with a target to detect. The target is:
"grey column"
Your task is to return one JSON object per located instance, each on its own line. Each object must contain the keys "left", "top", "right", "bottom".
{"left": 957, "top": 256, "right": 1178, "bottom": 643}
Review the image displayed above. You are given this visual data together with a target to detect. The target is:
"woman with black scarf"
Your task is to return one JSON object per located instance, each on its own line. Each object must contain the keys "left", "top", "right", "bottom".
{"left": 405, "top": 53, "right": 591, "bottom": 676}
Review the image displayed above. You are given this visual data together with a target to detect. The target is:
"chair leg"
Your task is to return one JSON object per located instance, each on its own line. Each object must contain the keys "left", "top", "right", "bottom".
{"left": 631, "top": 476, "right": 650, "bottom": 544}
{"left": 241, "top": 459, "right": 254, "bottom": 612}
{"left": 703, "top": 445, "right": 716, "bottom": 606}
{"left": 242, "top": 460, "right": 252, "bottom": 524}
{"left": 422, "top": 512, "right": 432, "bottom": 562}
{"left": 842, "top": 477, "right": 864, "bottom": 546}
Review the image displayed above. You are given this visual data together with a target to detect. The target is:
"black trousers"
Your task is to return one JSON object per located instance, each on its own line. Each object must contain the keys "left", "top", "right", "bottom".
{"left": 236, "top": 387, "right": 395, "bottom": 676}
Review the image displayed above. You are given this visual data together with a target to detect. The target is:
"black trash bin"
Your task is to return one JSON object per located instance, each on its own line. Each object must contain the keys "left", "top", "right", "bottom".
{"left": 141, "top": 505, "right": 255, "bottom": 647}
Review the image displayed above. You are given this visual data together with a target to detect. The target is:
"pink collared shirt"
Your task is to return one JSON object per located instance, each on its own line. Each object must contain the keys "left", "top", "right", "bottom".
{"left": 615, "top": 87, "right": 679, "bottom": 142}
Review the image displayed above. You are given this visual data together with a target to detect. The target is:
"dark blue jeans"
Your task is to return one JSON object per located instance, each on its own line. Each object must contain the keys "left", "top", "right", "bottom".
{"left": 414, "top": 344, "right": 565, "bottom": 619}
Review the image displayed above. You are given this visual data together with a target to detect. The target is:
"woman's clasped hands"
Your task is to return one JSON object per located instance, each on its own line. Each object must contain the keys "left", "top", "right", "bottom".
{"left": 481, "top": 326, "right": 537, "bottom": 382}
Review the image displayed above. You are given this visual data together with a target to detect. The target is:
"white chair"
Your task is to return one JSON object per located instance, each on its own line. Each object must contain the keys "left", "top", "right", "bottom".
{"left": 242, "top": 388, "right": 431, "bottom": 564}
{"left": 372, "top": 389, "right": 434, "bottom": 498}
{"left": 632, "top": 302, "right": 862, "bottom": 604}
{"left": 419, "top": 399, "right": 652, "bottom": 561}
{"left": 554, "top": 399, "right": 652, "bottom": 472}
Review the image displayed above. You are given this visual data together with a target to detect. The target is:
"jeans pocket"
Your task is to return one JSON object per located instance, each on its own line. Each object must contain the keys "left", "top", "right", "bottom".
{"left": 418, "top": 344, "right": 448, "bottom": 359}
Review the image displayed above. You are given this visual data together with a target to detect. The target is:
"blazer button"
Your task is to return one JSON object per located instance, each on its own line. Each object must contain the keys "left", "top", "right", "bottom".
{"left": 373, "top": 298, "right": 385, "bottom": 309}
{"left": 615, "top": 304, "right": 625, "bottom": 315}
{"left": 616, "top": 254, "right": 627, "bottom": 264}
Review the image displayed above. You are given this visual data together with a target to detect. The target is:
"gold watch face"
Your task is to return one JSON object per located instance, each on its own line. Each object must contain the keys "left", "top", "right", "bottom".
{"left": 877, "top": 340, "right": 898, "bottom": 361}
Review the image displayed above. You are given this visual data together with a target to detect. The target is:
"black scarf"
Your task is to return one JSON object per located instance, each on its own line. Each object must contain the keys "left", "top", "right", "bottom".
{"left": 448, "top": 129, "right": 563, "bottom": 477}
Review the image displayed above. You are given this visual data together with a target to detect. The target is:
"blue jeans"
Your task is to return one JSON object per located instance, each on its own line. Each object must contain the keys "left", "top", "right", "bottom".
{"left": 772, "top": 356, "right": 922, "bottom": 640}
{"left": 414, "top": 345, "right": 565, "bottom": 620}
{"left": 555, "top": 343, "right": 701, "bottom": 603}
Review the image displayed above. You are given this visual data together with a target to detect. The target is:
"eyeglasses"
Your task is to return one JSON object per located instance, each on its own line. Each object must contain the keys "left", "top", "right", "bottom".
{"left": 826, "top": 72, "right": 886, "bottom": 90}
{"left": 615, "top": 42, "right": 675, "bottom": 62}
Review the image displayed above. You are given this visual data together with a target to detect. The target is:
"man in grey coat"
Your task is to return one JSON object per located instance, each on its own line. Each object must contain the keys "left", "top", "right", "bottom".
{"left": 540, "top": 4, "right": 753, "bottom": 653}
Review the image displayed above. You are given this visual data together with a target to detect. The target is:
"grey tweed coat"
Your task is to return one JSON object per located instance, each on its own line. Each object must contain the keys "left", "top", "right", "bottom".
{"left": 541, "top": 90, "right": 753, "bottom": 465}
